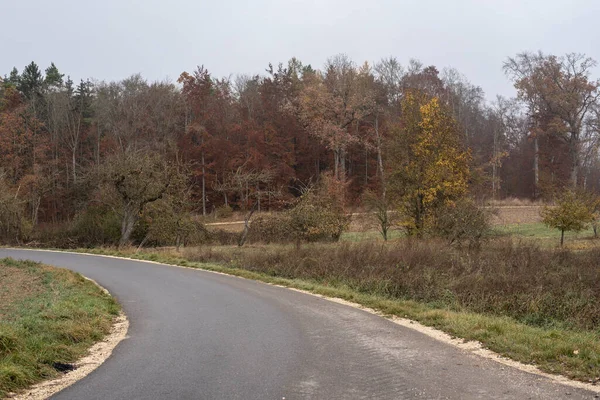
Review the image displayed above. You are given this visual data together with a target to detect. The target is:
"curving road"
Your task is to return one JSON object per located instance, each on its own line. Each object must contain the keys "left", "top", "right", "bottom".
{"left": 1, "top": 249, "right": 596, "bottom": 400}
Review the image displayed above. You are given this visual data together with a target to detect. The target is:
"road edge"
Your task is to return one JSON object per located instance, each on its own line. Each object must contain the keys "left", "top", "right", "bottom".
{"left": 7, "top": 274, "right": 129, "bottom": 400}
{"left": 5, "top": 248, "right": 599, "bottom": 395}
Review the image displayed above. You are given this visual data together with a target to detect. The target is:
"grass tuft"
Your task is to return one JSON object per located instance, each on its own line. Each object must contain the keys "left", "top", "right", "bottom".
{"left": 0, "top": 258, "right": 120, "bottom": 398}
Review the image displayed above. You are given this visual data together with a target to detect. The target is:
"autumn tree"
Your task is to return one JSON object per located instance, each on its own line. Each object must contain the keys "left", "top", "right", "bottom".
{"left": 504, "top": 52, "right": 600, "bottom": 191}
{"left": 99, "top": 151, "right": 176, "bottom": 247}
{"left": 541, "top": 191, "right": 594, "bottom": 246}
{"left": 389, "top": 94, "right": 470, "bottom": 236}
{"left": 298, "top": 54, "right": 375, "bottom": 181}
{"left": 178, "top": 66, "right": 216, "bottom": 215}
{"left": 0, "top": 174, "right": 30, "bottom": 243}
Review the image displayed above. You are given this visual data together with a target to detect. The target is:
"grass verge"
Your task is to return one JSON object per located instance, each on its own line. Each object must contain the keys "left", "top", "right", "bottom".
{"left": 0, "top": 258, "right": 120, "bottom": 398}
{"left": 68, "top": 244, "right": 600, "bottom": 384}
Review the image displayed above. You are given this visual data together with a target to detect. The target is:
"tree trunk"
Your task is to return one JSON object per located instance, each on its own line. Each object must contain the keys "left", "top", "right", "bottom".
{"left": 415, "top": 193, "right": 424, "bottom": 238}
{"left": 256, "top": 182, "right": 261, "bottom": 212}
{"left": 96, "top": 122, "right": 101, "bottom": 167}
{"left": 136, "top": 234, "right": 149, "bottom": 253}
{"left": 374, "top": 113, "right": 386, "bottom": 198}
{"left": 533, "top": 135, "right": 539, "bottom": 198}
{"left": 364, "top": 147, "right": 368, "bottom": 186}
{"left": 72, "top": 149, "right": 77, "bottom": 184}
{"left": 238, "top": 202, "right": 257, "bottom": 247}
{"left": 340, "top": 146, "right": 347, "bottom": 182}
{"left": 560, "top": 229, "right": 565, "bottom": 247}
{"left": 570, "top": 141, "right": 579, "bottom": 189}
{"left": 201, "top": 149, "right": 206, "bottom": 216}
{"left": 333, "top": 148, "right": 340, "bottom": 180}
{"left": 492, "top": 126, "right": 498, "bottom": 200}
{"left": 119, "top": 205, "right": 138, "bottom": 247}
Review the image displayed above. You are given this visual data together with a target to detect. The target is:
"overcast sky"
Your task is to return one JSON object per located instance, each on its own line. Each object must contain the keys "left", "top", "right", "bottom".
{"left": 3, "top": 0, "right": 598, "bottom": 100}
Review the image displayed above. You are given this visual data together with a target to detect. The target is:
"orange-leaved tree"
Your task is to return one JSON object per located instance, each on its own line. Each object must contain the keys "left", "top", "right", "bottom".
{"left": 389, "top": 93, "right": 470, "bottom": 236}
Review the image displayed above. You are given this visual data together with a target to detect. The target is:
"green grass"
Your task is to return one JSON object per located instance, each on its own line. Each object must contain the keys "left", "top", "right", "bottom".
{"left": 0, "top": 258, "right": 120, "bottom": 398}
{"left": 340, "top": 229, "right": 404, "bottom": 242}
{"left": 68, "top": 246, "right": 600, "bottom": 383}
{"left": 494, "top": 222, "right": 595, "bottom": 240}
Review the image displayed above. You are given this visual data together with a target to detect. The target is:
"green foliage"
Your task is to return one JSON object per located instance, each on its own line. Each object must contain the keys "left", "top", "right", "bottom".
{"left": 215, "top": 204, "right": 233, "bottom": 219}
{"left": 18, "top": 62, "right": 43, "bottom": 99}
{"left": 44, "top": 63, "right": 64, "bottom": 89}
{"left": 70, "top": 205, "right": 121, "bottom": 247}
{"left": 541, "top": 191, "right": 594, "bottom": 246}
{"left": 287, "top": 194, "right": 348, "bottom": 243}
{"left": 431, "top": 198, "right": 494, "bottom": 247}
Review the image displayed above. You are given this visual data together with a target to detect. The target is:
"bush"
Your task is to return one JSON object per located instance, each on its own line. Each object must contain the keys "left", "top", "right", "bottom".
{"left": 70, "top": 205, "right": 121, "bottom": 247}
{"left": 245, "top": 176, "right": 350, "bottom": 245}
{"left": 139, "top": 197, "right": 210, "bottom": 248}
{"left": 215, "top": 205, "right": 233, "bottom": 219}
{"left": 432, "top": 199, "right": 494, "bottom": 247}
{"left": 247, "top": 214, "right": 294, "bottom": 244}
{"left": 207, "top": 229, "right": 240, "bottom": 246}
{"left": 362, "top": 190, "right": 397, "bottom": 241}
{"left": 287, "top": 192, "right": 349, "bottom": 243}
{"left": 541, "top": 191, "right": 594, "bottom": 246}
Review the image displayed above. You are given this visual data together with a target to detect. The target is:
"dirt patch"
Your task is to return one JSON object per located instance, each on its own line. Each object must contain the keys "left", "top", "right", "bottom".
{"left": 0, "top": 264, "right": 43, "bottom": 318}
{"left": 490, "top": 206, "right": 543, "bottom": 225}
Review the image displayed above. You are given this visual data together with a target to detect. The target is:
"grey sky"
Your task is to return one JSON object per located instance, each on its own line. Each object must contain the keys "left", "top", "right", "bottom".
{"left": 3, "top": 0, "right": 599, "bottom": 100}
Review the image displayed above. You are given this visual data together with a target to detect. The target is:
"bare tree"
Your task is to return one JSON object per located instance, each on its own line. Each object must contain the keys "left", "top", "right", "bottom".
{"left": 504, "top": 52, "right": 600, "bottom": 189}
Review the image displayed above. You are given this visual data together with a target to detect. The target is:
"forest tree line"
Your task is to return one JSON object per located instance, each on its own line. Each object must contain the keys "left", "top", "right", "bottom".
{"left": 1, "top": 52, "right": 600, "bottom": 245}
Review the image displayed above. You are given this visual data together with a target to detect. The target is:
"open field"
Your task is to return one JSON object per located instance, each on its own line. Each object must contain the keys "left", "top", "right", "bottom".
{"left": 0, "top": 259, "right": 120, "bottom": 398}
{"left": 205, "top": 205, "right": 546, "bottom": 231}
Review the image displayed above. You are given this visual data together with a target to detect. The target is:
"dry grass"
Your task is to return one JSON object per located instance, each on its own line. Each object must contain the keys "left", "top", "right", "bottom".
{"left": 202, "top": 206, "right": 546, "bottom": 238}
{"left": 487, "top": 197, "right": 546, "bottom": 207}
{"left": 76, "top": 241, "right": 600, "bottom": 382}
{"left": 178, "top": 240, "right": 600, "bottom": 331}
{"left": 490, "top": 206, "right": 543, "bottom": 226}
{"left": 0, "top": 266, "right": 43, "bottom": 319}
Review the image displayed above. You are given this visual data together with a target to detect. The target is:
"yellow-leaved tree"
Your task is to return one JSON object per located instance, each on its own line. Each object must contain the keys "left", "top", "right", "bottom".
{"left": 389, "top": 93, "right": 470, "bottom": 236}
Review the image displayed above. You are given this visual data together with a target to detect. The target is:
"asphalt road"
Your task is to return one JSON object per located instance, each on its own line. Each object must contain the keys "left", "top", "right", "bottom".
{"left": 1, "top": 249, "right": 597, "bottom": 400}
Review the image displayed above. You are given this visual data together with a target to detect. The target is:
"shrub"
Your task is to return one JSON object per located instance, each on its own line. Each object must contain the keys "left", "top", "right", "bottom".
{"left": 208, "top": 229, "right": 240, "bottom": 246}
{"left": 432, "top": 198, "right": 494, "bottom": 247}
{"left": 139, "top": 197, "right": 209, "bottom": 248}
{"left": 70, "top": 205, "right": 121, "bottom": 247}
{"left": 215, "top": 205, "right": 233, "bottom": 219}
{"left": 247, "top": 214, "right": 294, "bottom": 244}
{"left": 362, "top": 190, "right": 397, "bottom": 241}
{"left": 287, "top": 191, "right": 349, "bottom": 243}
{"left": 246, "top": 175, "right": 350, "bottom": 245}
{"left": 541, "top": 191, "right": 594, "bottom": 246}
